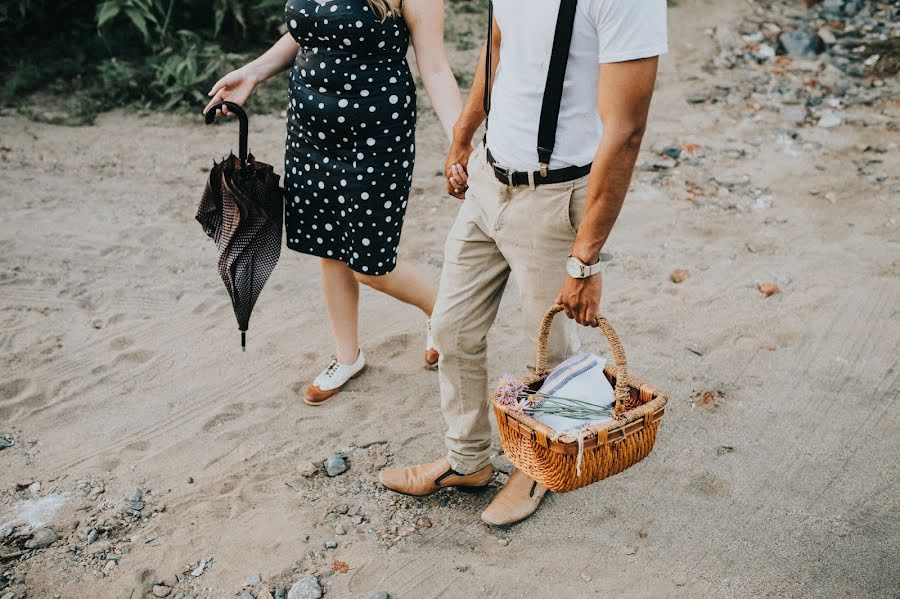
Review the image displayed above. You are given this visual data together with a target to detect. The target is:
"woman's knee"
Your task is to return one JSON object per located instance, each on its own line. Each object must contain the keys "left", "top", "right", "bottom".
{"left": 353, "top": 271, "right": 386, "bottom": 290}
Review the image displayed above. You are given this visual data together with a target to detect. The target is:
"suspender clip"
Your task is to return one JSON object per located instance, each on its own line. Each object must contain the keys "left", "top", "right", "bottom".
{"left": 540, "top": 163, "right": 549, "bottom": 178}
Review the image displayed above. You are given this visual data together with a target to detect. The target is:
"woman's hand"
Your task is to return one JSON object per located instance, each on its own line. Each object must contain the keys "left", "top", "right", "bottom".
{"left": 444, "top": 140, "right": 473, "bottom": 199}
{"left": 203, "top": 66, "right": 261, "bottom": 117}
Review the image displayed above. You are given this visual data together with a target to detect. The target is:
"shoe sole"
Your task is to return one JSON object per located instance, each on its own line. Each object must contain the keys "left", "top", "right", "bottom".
{"left": 382, "top": 481, "right": 492, "bottom": 498}
{"left": 303, "top": 365, "right": 367, "bottom": 407}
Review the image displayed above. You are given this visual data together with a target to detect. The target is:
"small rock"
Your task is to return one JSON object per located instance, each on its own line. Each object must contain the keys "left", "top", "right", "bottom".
{"left": 245, "top": 570, "right": 262, "bottom": 587}
{"left": 817, "top": 28, "right": 836, "bottom": 45}
{"left": 624, "top": 546, "right": 637, "bottom": 556}
{"left": 685, "top": 93, "right": 709, "bottom": 104}
{"left": 191, "top": 556, "right": 213, "bottom": 577}
{"left": 817, "top": 112, "right": 842, "bottom": 128}
{"left": 237, "top": 593, "right": 255, "bottom": 599}
{"left": 498, "top": 538, "right": 509, "bottom": 546}
{"left": 455, "top": 565, "right": 468, "bottom": 573}
{"left": 351, "top": 515, "right": 363, "bottom": 525}
{"left": 670, "top": 269, "right": 689, "bottom": 284}
{"left": 324, "top": 540, "right": 337, "bottom": 549}
{"left": 127, "top": 488, "right": 143, "bottom": 502}
{"left": 28, "top": 481, "right": 41, "bottom": 495}
{"left": 324, "top": 454, "right": 348, "bottom": 477}
{"left": 661, "top": 146, "right": 682, "bottom": 160}
{"left": 0, "top": 437, "right": 12, "bottom": 451}
{"left": 335, "top": 524, "right": 347, "bottom": 535}
{"left": 581, "top": 572, "right": 592, "bottom": 582}
{"left": 25, "top": 528, "right": 58, "bottom": 549}
{"left": 716, "top": 446, "right": 735, "bottom": 456}
{"left": 151, "top": 585, "right": 172, "bottom": 598}
{"left": 674, "top": 574, "right": 688, "bottom": 587}
{"left": 258, "top": 588, "right": 275, "bottom": 599}
{"left": 275, "top": 588, "right": 287, "bottom": 599}
{"left": 780, "top": 105, "right": 807, "bottom": 125}
{"left": 187, "top": 477, "right": 194, "bottom": 484}
{"left": 758, "top": 282, "right": 780, "bottom": 297}
{"left": 415, "top": 517, "right": 432, "bottom": 529}
{"left": 372, "top": 593, "right": 391, "bottom": 599}
{"left": 777, "top": 30, "right": 824, "bottom": 58}
{"left": 287, "top": 575, "right": 322, "bottom": 599}
{"left": 296, "top": 461, "right": 318, "bottom": 477}
{"left": 85, "top": 527, "right": 99, "bottom": 544}
{"left": 1, "top": 593, "right": 13, "bottom": 599}
{"left": 131, "top": 501, "right": 145, "bottom": 512}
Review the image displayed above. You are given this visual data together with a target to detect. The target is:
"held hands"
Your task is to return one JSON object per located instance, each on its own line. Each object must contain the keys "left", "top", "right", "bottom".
{"left": 203, "top": 66, "right": 261, "bottom": 117}
{"left": 555, "top": 272, "right": 602, "bottom": 327}
{"left": 444, "top": 139, "right": 474, "bottom": 199}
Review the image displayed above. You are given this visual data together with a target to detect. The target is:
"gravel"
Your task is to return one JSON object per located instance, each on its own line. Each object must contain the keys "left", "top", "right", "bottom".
{"left": 324, "top": 454, "right": 348, "bottom": 477}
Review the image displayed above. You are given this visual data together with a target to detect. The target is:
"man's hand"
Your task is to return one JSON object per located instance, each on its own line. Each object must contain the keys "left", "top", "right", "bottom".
{"left": 555, "top": 273, "right": 602, "bottom": 327}
{"left": 444, "top": 140, "right": 474, "bottom": 199}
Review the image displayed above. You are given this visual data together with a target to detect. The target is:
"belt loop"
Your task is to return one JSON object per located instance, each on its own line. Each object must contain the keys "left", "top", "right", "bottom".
{"left": 527, "top": 170, "right": 536, "bottom": 190}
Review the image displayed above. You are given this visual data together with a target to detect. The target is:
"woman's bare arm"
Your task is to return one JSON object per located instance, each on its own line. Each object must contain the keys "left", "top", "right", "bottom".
{"left": 404, "top": 0, "right": 463, "bottom": 141}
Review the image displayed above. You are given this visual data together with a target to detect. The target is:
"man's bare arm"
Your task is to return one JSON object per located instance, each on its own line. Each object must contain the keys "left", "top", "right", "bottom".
{"left": 556, "top": 56, "right": 659, "bottom": 325}
{"left": 444, "top": 17, "right": 501, "bottom": 199}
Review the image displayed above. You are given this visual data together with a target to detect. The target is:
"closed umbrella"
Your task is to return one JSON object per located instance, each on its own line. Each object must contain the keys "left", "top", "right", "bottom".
{"left": 196, "top": 101, "right": 283, "bottom": 350}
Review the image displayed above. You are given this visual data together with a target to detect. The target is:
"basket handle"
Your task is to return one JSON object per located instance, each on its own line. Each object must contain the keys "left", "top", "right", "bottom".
{"left": 534, "top": 304, "right": 631, "bottom": 413}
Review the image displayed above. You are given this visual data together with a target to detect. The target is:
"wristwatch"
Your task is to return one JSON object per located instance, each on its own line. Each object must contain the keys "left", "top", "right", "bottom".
{"left": 566, "top": 255, "right": 603, "bottom": 279}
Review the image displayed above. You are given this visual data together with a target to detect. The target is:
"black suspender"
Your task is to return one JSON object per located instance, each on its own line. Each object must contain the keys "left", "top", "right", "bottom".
{"left": 483, "top": 0, "right": 579, "bottom": 176}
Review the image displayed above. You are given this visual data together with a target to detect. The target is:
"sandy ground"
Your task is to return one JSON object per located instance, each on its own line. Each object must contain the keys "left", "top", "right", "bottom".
{"left": 1, "top": 0, "right": 898, "bottom": 597}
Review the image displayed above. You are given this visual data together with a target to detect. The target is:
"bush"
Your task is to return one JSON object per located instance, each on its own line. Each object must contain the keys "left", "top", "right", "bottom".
{"left": 0, "top": 0, "right": 287, "bottom": 121}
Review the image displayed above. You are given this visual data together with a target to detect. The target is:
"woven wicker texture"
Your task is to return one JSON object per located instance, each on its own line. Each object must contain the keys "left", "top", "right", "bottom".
{"left": 492, "top": 305, "right": 668, "bottom": 493}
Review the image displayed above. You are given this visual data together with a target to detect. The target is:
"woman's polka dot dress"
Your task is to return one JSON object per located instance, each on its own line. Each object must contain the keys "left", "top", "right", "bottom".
{"left": 284, "top": 0, "right": 416, "bottom": 276}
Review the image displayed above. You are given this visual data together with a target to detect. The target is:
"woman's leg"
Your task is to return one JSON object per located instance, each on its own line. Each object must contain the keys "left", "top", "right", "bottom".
{"left": 320, "top": 257, "right": 361, "bottom": 364}
{"left": 354, "top": 259, "right": 437, "bottom": 317}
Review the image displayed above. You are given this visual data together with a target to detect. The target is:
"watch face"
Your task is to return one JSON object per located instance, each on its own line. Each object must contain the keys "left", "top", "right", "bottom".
{"left": 566, "top": 258, "right": 582, "bottom": 278}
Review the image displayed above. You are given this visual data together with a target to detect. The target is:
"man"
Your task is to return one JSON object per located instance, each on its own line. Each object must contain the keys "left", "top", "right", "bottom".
{"left": 380, "top": 0, "right": 667, "bottom": 525}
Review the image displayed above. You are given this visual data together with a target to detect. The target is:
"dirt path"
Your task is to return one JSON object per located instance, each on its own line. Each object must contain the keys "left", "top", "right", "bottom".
{"left": 1, "top": 1, "right": 898, "bottom": 597}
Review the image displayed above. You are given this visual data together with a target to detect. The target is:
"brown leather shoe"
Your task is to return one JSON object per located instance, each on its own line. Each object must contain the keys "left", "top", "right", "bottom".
{"left": 424, "top": 348, "right": 439, "bottom": 370}
{"left": 480, "top": 469, "right": 548, "bottom": 526}
{"left": 379, "top": 458, "right": 493, "bottom": 497}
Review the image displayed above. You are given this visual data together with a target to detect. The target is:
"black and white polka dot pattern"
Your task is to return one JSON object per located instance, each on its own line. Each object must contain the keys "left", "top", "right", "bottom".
{"left": 284, "top": 0, "right": 416, "bottom": 276}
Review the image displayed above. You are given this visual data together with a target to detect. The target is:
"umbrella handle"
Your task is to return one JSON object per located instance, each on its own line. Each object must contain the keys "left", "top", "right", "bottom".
{"left": 204, "top": 101, "right": 249, "bottom": 164}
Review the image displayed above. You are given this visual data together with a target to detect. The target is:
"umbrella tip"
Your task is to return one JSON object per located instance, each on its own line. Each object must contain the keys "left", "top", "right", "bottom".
{"left": 241, "top": 331, "right": 246, "bottom": 351}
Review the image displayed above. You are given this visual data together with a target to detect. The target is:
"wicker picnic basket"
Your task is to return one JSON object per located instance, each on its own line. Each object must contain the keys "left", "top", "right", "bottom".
{"left": 492, "top": 305, "right": 668, "bottom": 493}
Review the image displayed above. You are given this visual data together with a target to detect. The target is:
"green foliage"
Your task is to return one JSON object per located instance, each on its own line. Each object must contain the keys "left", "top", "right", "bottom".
{"left": 0, "top": 0, "right": 288, "bottom": 119}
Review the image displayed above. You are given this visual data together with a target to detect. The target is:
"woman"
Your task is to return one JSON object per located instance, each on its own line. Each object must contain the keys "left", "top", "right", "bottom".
{"left": 205, "top": 0, "right": 462, "bottom": 405}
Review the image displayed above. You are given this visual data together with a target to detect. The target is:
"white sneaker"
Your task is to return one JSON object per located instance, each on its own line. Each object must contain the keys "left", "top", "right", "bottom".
{"left": 305, "top": 350, "right": 366, "bottom": 406}
{"left": 424, "top": 320, "right": 439, "bottom": 369}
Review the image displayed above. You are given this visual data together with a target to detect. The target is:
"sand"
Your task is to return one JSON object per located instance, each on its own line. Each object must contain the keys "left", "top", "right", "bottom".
{"left": 1, "top": 0, "right": 898, "bottom": 597}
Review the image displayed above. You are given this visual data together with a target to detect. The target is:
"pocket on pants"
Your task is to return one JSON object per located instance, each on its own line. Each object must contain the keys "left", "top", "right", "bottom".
{"left": 561, "top": 180, "right": 588, "bottom": 235}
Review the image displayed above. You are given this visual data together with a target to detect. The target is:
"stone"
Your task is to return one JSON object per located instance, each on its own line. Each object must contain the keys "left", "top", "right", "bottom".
{"left": 498, "top": 538, "right": 510, "bottom": 546}
{"left": 661, "top": 146, "right": 682, "bottom": 160}
{"left": 275, "top": 589, "right": 287, "bottom": 599}
{"left": 372, "top": 593, "right": 391, "bottom": 599}
{"left": 685, "top": 93, "right": 709, "bottom": 104}
{"left": 670, "top": 269, "right": 689, "bottom": 284}
{"left": 324, "top": 540, "right": 337, "bottom": 549}
{"left": 287, "top": 576, "right": 322, "bottom": 599}
{"left": 127, "top": 488, "right": 143, "bottom": 502}
{"left": 758, "top": 282, "right": 780, "bottom": 297}
{"left": 324, "top": 454, "right": 348, "bottom": 477}
{"left": 131, "top": 501, "right": 145, "bottom": 512}
{"left": 151, "top": 585, "right": 172, "bottom": 598}
{"left": 296, "top": 461, "right": 318, "bottom": 477}
{"left": 0, "top": 438, "right": 12, "bottom": 451}
{"left": 777, "top": 31, "right": 825, "bottom": 58}
{"left": 1, "top": 593, "right": 14, "bottom": 599}
{"left": 245, "top": 570, "right": 262, "bottom": 587}
{"left": 780, "top": 105, "right": 807, "bottom": 125}
{"left": 818, "top": 112, "right": 842, "bottom": 128}
{"left": 25, "top": 528, "right": 58, "bottom": 549}
{"left": 28, "top": 481, "right": 41, "bottom": 495}
{"left": 237, "top": 593, "right": 255, "bottom": 599}
{"left": 85, "top": 527, "right": 99, "bottom": 544}
{"left": 581, "top": 572, "right": 592, "bottom": 582}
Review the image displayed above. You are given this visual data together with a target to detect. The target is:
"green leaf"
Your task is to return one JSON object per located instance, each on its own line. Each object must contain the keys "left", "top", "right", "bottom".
{"left": 96, "top": 1, "right": 120, "bottom": 28}
{"left": 124, "top": 6, "right": 149, "bottom": 40}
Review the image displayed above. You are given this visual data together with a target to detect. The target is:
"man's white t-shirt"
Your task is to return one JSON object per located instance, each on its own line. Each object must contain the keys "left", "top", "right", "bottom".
{"left": 486, "top": 0, "right": 668, "bottom": 171}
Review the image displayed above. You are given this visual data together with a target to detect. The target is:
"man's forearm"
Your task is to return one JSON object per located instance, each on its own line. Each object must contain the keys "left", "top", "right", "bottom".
{"left": 570, "top": 125, "right": 646, "bottom": 264}
{"left": 452, "top": 32, "right": 501, "bottom": 145}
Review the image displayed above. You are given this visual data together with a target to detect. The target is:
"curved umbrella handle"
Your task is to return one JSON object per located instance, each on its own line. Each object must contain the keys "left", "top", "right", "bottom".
{"left": 204, "top": 101, "right": 249, "bottom": 163}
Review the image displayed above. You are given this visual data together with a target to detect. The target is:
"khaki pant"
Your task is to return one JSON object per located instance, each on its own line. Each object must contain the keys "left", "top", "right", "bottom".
{"left": 432, "top": 143, "right": 587, "bottom": 474}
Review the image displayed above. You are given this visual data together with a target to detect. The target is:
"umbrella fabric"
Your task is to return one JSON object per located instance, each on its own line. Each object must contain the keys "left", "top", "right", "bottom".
{"left": 197, "top": 152, "right": 282, "bottom": 344}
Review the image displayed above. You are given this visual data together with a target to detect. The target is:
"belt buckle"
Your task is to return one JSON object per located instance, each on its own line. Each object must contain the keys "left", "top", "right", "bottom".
{"left": 494, "top": 163, "right": 514, "bottom": 186}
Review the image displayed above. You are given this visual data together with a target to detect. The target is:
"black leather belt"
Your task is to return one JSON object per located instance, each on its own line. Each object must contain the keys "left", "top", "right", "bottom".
{"left": 486, "top": 147, "right": 591, "bottom": 187}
